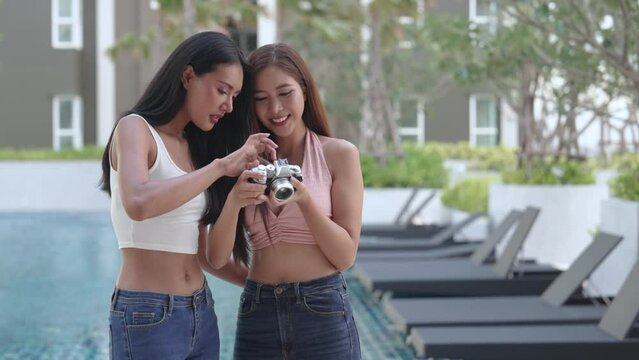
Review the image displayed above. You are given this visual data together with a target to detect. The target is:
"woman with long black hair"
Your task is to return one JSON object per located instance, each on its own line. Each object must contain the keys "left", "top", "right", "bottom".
{"left": 100, "top": 31, "right": 277, "bottom": 360}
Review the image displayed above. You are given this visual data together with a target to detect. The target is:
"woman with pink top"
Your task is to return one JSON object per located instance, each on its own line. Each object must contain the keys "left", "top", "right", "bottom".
{"left": 208, "top": 43, "right": 363, "bottom": 359}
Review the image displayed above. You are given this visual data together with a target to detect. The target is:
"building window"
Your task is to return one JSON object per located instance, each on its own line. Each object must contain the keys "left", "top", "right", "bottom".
{"left": 395, "top": 0, "right": 426, "bottom": 49}
{"left": 229, "top": 27, "right": 258, "bottom": 55}
{"left": 469, "top": 94, "right": 499, "bottom": 146}
{"left": 396, "top": 99, "right": 426, "bottom": 144}
{"left": 53, "top": 95, "right": 83, "bottom": 150}
{"left": 469, "top": 0, "right": 497, "bottom": 38}
{"left": 227, "top": 2, "right": 258, "bottom": 55}
{"left": 51, "top": 0, "right": 83, "bottom": 49}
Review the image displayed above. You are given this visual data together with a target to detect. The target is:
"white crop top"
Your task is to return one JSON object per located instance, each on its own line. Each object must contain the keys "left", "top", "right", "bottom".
{"left": 109, "top": 114, "right": 206, "bottom": 254}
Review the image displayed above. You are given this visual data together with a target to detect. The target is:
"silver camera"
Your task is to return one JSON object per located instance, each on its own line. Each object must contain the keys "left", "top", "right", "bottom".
{"left": 249, "top": 159, "right": 303, "bottom": 203}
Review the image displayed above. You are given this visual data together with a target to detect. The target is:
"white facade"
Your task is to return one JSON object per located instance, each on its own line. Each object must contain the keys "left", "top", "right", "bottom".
{"left": 96, "top": 0, "right": 116, "bottom": 147}
{"left": 257, "top": 0, "right": 278, "bottom": 46}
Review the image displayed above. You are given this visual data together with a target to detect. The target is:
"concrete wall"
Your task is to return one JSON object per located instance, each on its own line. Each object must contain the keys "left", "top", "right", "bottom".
{"left": 0, "top": 162, "right": 451, "bottom": 227}
{"left": 81, "top": 0, "right": 97, "bottom": 145}
{"left": 362, "top": 188, "right": 449, "bottom": 226}
{"left": 0, "top": 161, "right": 109, "bottom": 212}
{"left": 114, "top": 1, "right": 157, "bottom": 117}
{"left": 428, "top": 87, "right": 471, "bottom": 142}
{"left": 0, "top": 0, "right": 95, "bottom": 148}
{"left": 589, "top": 198, "right": 639, "bottom": 296}
{"left": 489, "top": 184, "right": 610, "bottom": 269}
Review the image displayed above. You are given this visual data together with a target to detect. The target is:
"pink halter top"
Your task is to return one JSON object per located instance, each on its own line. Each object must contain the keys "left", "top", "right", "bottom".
{"left": 244, "top": 130, "right": 332, "bottom": 250}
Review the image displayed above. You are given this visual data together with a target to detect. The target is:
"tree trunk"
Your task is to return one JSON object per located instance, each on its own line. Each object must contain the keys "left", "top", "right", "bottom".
{"left": 183, "top": 0, "right": 196, "bottom": 38}
{"left": 518, "top": 60, "right": 538, "bottom": 173}
{"left": 599, "top": 116, "right": 607, "bottom": 164}
{"left": 566, "top": 80, "right": 581, "bottom": 158}
{"left": 630, "top": 98, "right": 639, "bottom": 151}
{"left": 358, "top": 7, "right": 401, "bottom": 163}
{"left": 152, "top": 11, "right": 166, "bottom": 73}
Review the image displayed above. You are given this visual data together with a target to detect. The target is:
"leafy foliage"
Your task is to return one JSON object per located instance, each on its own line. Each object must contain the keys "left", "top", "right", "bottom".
{"left": 423, "top": 142, "right": 517, "bottom": 171}
{"left": 279, "top": 4, "right": 363, "bottom": 143}
{"left": 109, "top": 0, "right": 261, "bottom": 62}
{"left": 360, "top": 145, "right": 448, "bottom": 188}
{"left": 610, "top": 152, "right": 639, "bottom": 170}
{"left": 441, "top": 177, "right": 496, "bottom": 214}
{"left": 282, "top": 0, "right": 462, "bottom": 157}
{"left": 502, "top": 158, "right": 595, "bottom": 185}
{"left": 610, "top": 165, "right": 639, "bottom": 202}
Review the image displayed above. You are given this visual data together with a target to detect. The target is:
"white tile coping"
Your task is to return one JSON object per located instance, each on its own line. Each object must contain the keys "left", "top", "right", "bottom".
{"left": 1, "top": 162, "right": 450, "bottom": 227}
{"left": 0, "top": 161, "right": 110, "bottom": 212}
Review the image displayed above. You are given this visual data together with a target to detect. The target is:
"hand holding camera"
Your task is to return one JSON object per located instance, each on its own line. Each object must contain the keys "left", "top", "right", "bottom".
{"left": 249, "top": 158, "right": 303, "bottom": 204}
{"left": 228, "top": 170, "right": 270, "bottom": 208}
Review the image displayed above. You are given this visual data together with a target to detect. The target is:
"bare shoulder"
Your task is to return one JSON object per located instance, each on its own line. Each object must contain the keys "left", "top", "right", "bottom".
{"left": 112, "top": 114, "right": 156, "bottom": 168}
{"left": 318, "top": 136, "right": 360, "bottom": 173}
{"left": 114, "top": 114, "right": 156, "bottom": 147}
{"left": 319, "top": 135, "right": 358, "bottom": 157}
{"left": 115, "top": 114, "right": 150, "bottom": 136}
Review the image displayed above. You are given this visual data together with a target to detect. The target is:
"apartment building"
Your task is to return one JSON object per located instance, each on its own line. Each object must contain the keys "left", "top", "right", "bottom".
{"left": 0, "top": 0, "right": 510, "bottom": 149}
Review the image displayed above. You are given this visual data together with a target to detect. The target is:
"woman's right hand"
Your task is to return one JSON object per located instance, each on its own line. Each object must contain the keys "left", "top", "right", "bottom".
{"left": 227, "top": 170, "right": 269, "bottom": 209}
{"left": 220, "top": 133, "right": 277, "bottom": 177}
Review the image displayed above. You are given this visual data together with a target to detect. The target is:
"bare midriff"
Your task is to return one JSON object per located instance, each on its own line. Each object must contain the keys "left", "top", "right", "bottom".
{"left": 248, "top": 242, "right": 338, "bottom": 284}
{"left": 117, "top": 248, "right": 204, "bottom": 295}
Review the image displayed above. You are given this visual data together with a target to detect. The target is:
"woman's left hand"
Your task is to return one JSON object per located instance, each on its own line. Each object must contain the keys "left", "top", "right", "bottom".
{"left": 289, "top": 176, "right": 310, "bottom": 207}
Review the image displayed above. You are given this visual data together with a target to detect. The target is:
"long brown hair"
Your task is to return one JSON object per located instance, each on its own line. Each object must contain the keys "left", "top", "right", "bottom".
{"left": 234, "top": 43, "right": 333, "bottom": 264}
{"left": 248, "top": 43, "right": 332, "bottom": 138}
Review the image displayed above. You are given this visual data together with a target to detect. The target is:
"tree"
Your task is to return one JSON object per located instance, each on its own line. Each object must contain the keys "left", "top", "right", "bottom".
{"left": 423, "top": 1, "right": 635, "bottom": 176}
{"left": 282, "top": 0, "right": 448, "bottom": 163}
{"left": 504, "top": 0, "right": 639, "bottom": 153}
{"left": 109, "top": 0, "right": 260, "bottom": 69}
{"left": 278, "top": 0, "right": 363, "bottom": 143}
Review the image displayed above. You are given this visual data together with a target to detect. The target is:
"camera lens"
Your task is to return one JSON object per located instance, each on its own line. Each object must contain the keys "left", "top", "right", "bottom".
{"left": 274, "top": 187, "right": 293, "bottom": 201}
{"left": 270, "top": 178, "right": 294, "bottom": 202}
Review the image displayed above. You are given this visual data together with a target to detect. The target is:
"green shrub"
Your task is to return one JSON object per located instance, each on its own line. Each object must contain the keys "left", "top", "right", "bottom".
{"left": 502, "top": 158, "right": 595, "bottom": 185}
{"left": 441, "top": 177, "right": 496, "bottom": 214}
{"left": 0, "top": 146, "right": 105, "bottom": 160}
{"left": 472, "top": 147, "right": 518, "bottom": 171}
{"left": 423, "top": 142, "right": 517, "bottom": 171}
{"left": 361, "top": 147, "right": 448, "bottom": 188}
{"left": 590, "top": 152, "right": 639, "bottom": 170}
{"left": 610, "top": 152, "right": 639, "bottom": 170}
{"left": 610, "top": 165, "right": 639, "bottom": 201}
{"left": 424, "top": 142, "right": 475, "bottom": 159}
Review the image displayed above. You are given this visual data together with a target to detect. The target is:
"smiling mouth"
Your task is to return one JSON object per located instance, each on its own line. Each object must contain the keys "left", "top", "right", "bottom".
{"left": 271, "top": 115, "right": 289, "bottom": 126}
{"left": 209, "top": 114, "right": 222, "bottom": 123}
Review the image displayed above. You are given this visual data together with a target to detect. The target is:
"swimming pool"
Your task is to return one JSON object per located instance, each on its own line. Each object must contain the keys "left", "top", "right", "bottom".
{"left": 0, "top": 212, "right": 415, "bottom": 359}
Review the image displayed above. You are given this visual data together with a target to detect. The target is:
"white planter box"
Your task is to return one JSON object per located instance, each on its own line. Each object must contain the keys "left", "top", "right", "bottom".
{"left": 595, "top": 169, "right": 618, "bottom": 185}
{"left": 0, "top": 161, "right": 109, "bottom": 212}
{"left": 448, "top": 208, "right": 489, "bottom": 242}
{"left": 588, "top": 198, "right": 639, "bottom": 296}
{"left": 489, "top": 184, "right": 609, "bottom": 269}
{"left": 362, "top": 188, "right": 449, "bottom": 225}
{"left": 443, "top": 159, "right": 469, "bottom": 185}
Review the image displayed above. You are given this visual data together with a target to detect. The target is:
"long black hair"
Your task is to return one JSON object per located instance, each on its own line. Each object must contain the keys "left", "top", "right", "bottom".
{"left": 100, "top": 31, "right": 252, "bottom": 264}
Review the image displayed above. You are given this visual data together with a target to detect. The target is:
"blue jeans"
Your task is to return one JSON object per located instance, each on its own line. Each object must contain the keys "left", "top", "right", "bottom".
{"left": 109, "top": 281, "right": 220, "bottom": 360}
{"left": 234, "top": 272, "right": 361, "bottom": 360}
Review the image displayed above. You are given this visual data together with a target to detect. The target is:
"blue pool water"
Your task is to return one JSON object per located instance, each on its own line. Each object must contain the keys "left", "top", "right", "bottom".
{"left": 0, "top": 212, "right": 415, "bottom": 359}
